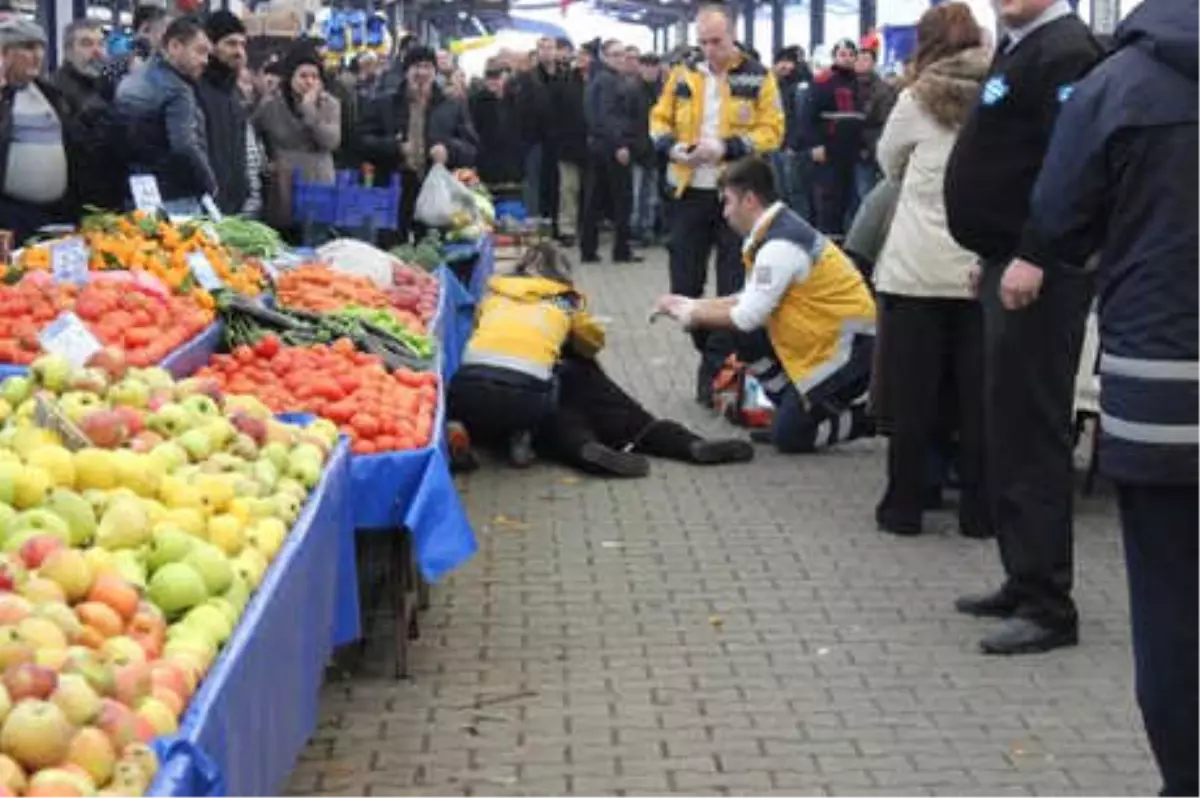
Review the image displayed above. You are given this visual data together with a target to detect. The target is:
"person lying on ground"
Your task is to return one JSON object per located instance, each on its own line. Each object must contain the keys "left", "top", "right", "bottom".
{"left": 652, "top": 156, "right": 877, "bottom": 453}
{"left": 448, "top": 243, "right": 754, "bottom": 476}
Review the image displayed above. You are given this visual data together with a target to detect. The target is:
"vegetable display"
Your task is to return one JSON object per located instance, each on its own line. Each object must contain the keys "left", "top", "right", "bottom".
{"left": 275, "top": 265, "right": 434, "bottom": 336}
{"left": 196, "top": 338, "right": 438, "bottom": 455}
{"left": 0, "top": 276, "right": 214, "bottom": 367}
{"left": 212, "top": 218, "right": 283, "bottom": 260}
{"left": 13, "top": 212, "right": 267, "bottom": 299}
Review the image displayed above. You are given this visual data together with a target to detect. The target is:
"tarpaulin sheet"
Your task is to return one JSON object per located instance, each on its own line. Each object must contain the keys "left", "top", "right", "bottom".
{"left": 443, "top": 234, "right": 495, "bottom": 302}
{"left": 148, "top": 436, "right": 352, "bottom": 797}
{"left": 436, "top": 264, "right": 473, "bottom": 382}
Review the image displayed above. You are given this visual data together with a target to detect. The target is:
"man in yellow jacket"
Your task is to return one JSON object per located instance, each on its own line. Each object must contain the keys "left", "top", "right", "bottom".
{"left": 653, "top": 157, "right": 876, "bottom": 452}
{"left": 650, "top": 6, "right": 784, "bottom": 406}
{"left": 451, "top": 244, "right": 754, "bottom": 472}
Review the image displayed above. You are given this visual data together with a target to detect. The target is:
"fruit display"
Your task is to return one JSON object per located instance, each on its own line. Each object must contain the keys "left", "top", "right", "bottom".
{"left": 196, "top": 338, "right": 437, "bottom": 456}
{"left": 13, "top": 212, "right": 267, "bottom": 298}
{"left": 217, "top": 297, "right": 433, "bottom": 372}
{"left": 275, "top": 264, "right": 436, "bottom": 335}
{"left": 0, "top": 276, "right": 215, "bottom": 368}
{"left": 0, "top": 355, "right": 338, "bottom": 795}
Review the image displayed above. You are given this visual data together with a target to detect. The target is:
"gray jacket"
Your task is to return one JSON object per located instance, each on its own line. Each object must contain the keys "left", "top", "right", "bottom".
{"left": 115, "top": 54, "right": 216, "bottom": 201}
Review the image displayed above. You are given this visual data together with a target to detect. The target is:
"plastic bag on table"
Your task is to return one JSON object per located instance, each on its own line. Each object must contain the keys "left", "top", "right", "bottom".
{"left": 315, "top": 238, "right": 402, "bottom": 289}
{"left": 414, "top": 163, "right": 476, "bottom": 228}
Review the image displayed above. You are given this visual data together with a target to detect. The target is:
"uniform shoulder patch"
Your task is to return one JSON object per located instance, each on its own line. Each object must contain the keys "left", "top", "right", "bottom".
{"left": 1057, "top": 83, "right": 1075, "bottom": 103}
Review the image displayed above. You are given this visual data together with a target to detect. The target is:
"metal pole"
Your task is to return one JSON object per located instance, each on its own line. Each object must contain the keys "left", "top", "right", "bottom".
{"left": 771, "top": 0, "right": 783, "bottom": 59}
{"left": 742, "top": 0, "right": 754, "bottom": 51}
{"left": 859, "top": 0, "right": 875, "bottom": 38}
{"left": 810, "top": 0, "right": 825, "bottom": 54}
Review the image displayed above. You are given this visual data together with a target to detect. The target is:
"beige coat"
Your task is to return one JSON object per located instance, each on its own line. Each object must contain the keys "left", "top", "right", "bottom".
{"left": 253, "top": 93, "right": 341, "bottom": 230}
{"left": 874, "top": 48, "right": 990, "bottom": 298}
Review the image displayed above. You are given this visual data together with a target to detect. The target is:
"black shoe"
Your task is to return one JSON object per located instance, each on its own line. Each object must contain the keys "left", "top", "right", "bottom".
{"left": 578, "top": 441, "right": 649, "bottom": 478}
{"left": 958, "top": 515, "right": 995, "bottom": 539}
{"left": 689, "top": 438, "right": 755, "bottom": 465}
{"left": 507, "top": 430, "right": 536, "bottom": 468}
{"left": 612, "top": 254, "right": 643, "bottom": 264}
{"left": 954, "top": 589, "right": 1020, "bottom": 618}
{"left": 749, "top": 428, "right": 774, "bottom": 445}
{"left": 556, "top": 234, "right": 576, "bottom": 247}
{"left": 979, "top": 617, "right": 1079, "bottom": 655}
{"left": 875, "top": 507, "right": 922, "bottom": 537}
{"left": 579, "top": 254, "right": 600, "bottom": 264}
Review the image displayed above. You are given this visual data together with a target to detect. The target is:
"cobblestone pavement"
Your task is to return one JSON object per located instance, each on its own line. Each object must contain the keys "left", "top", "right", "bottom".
{"left": 288, "top": 249, "right": 1157, "bottom": 797}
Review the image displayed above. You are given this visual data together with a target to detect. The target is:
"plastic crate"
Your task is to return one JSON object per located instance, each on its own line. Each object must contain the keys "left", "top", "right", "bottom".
{"left": 291, "top": 170, "right": 338, "bottom": 226}
{"left": 494, "top": 199, "right": 527, "bottom": 223}
{"left": 334, "top": 170, "right": 402, "bottom": 233}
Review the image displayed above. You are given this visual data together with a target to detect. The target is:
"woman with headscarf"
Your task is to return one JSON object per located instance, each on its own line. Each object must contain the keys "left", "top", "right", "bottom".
{"left": 252, "top": 44, "right": 341, "bottom": 234}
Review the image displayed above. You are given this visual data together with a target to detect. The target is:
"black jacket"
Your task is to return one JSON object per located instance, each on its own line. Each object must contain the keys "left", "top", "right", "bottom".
{"left": 51, "top": 65, "right": 124, "bottom": 210}
{"left": 196, "top": 59, "right": 249, "bottom": 214}
{"left": 944, "top": 13, "right": 1104, "bottom": 262}
{"left": 805, "top": 65, "right": 865, "bottom": 163}
{"left": 632, "top": 77, "right": 661, "bottom": 166}
{"left": 114, "top": 54, "right": 216, "bottom": 201}
{"left": 585, "top": 63, "right": 640, "bottom": 156}
{"left": 1020, "top": 0, "right": 1197, "bottom": 485}
{"left": 357, "top": 82, "right": 478, "bottom": 178}
{"left": 511, "top": 67, "right": 552, "bottom": 149}
{"left": 548, "top": 68, "right": 588, "bottom": 165}
{"left": 468, "top": 86, "right": 524, "bottom": 186}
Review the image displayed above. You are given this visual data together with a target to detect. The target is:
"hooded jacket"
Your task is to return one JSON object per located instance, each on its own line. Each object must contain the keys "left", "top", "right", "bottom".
{"left": 463, "top": 275, "right": 606, "bottom": 382}
{"left": 1019, "top": 0, "right": 1197, "bottom": 485}
{"left": 874, "top": 47, "right": 990, "bottom": 298}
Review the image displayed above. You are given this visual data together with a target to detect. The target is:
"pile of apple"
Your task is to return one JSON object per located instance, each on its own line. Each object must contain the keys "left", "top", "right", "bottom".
{"left": 0, "top": 350, "right": 338, "bottom": 796}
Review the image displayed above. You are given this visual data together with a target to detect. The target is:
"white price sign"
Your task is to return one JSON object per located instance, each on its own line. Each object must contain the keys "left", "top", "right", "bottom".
{"left": 129, "top": 175, "right": 164, "bottom": 212}
{"left": 38, "top": 312, "right": 102, "bottom": 369}
{"left": 51, "top": 238, "right": 89, "bottom": 285}
{"left": 187, "top": 251, "right": 223, "bottom": 291}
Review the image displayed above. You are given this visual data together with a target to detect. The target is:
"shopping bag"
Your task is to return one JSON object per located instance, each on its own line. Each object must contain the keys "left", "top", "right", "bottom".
{"left": 414, "top": 163, "right": 476, "bottom": 228}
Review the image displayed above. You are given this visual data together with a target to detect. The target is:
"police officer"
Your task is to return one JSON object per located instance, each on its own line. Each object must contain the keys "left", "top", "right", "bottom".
{"left": 942, "top": 0, "right": 1104, "bottom": 655}
{"left": 653, "top": 157, "right": 876, "bottom": 453}
{"left": 650, "top": 6, "right": 784, "bottom": 407}
{"left": 998, "top": 0, "right": 1197, "bottom": 790}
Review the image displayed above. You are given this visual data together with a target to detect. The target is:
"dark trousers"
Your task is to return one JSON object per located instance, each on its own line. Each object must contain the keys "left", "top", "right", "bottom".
{"left": 668, "top": 188, "right": 745, "bottom": 373}
{"left": 737, "top": 328, "right": 874, "bottom": 453}
{"left": 536, "top": 355, "right": 700, "bottom": 469}
{"left": 0, "top": 195, "right": 70, "bottom": 245}
{"left": 580, "top": 152, "right": 632, "bottom": 261}
{"left": 875, "top": 294, "right": 987, "bottom": 533}
{"left": 1117, "top": 483, "right": 1198, "bottom": 797}
{"left": 979, "top": 262, "right": 1095, "bottom": 626}
{"left": 812, "top": 159, "right": 855, "bottom": 237}
{"left": 448, "top": 364, "right": 555, "bottom": 447}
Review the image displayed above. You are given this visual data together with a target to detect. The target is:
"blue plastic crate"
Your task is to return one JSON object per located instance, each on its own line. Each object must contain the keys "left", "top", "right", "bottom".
{"left": 291, "top": 170, "right": 337, "bottom": 226}
{"left": 334, "top": 170, "right": 402, "bottom": 233}
{"left": 494, "top": 199, "right": 527, "bottom": 222}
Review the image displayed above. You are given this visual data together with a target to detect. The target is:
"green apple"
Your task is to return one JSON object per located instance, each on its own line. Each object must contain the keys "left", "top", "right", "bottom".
{"left": 147, "top": 563, "right": 209, "bottom": 618}
{"left": 180, "top": 395, "right": 220, "bottom": 419}
{"left": 3, "top": 509, "right": 70, "bottom": 548}
{"left": 1, "top": 376, "right": 32, "bottom": 407}
{"left": 111, "top": 550, "right": 148, "bottom": 589}
{"left": 58, "top": 392, "right": 106, "bottom": 426}
{"left": 30, "top": 353, "right": 71, "bottom": 393}
{"left": 147, "top": 441, "right": 188, "bottom": 474}
{"left": 182, "top": 543, "right": 233, "bottom": 595}
{"left": 146, "top": 404, "right": 193, "bottom": 438}
{"left": 145, "top": 527, "right": 194, "bottom": 573}
{"left": 222, "top": 574, "right": 250, "bottom": 612}
{"left": 259, "top": 443, "right": 289, "bottom": 473}
{"left": 95, "top": 497, "right": 150, "bottom": 550}
{"left": 176, "top": 430, "right": 213, "bottom": 463}
{"left": 107, "top": 377, "right": 151, "bottom": 409}
{"left": 44, "top": 489, "right": 97, "bottom": 547}
{"left": 181, "top": 603, "right": 233, "bottom": 646}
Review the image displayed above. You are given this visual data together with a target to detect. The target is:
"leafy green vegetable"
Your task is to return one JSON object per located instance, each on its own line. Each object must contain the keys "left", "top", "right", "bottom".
{"left": 215, "top": 217, "right": 283, "bottom": 259}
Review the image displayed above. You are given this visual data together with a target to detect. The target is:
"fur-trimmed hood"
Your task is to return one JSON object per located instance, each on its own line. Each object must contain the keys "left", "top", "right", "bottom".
{"left": 909, "top": 47, "right": 991, "bottom": 129}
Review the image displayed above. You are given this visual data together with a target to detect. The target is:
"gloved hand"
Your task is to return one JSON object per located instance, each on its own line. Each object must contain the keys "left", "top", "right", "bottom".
{"left": 651, "top": 294, "right": 697, "bottom": 327}
{"left": 693, "top": 138, "right": 726, "bottom": 164}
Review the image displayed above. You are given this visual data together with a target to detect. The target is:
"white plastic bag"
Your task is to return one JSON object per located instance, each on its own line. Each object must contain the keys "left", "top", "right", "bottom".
{"left": 414, "top": 163, "right": 476, "bottom": 227}
{"left": 315, "top": 238, "right": 402, "bottom": 288}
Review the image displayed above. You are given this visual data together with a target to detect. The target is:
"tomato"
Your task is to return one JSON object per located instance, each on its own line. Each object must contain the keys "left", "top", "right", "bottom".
{"left": 254, "top": 334, "right": 281, "bottom": 359}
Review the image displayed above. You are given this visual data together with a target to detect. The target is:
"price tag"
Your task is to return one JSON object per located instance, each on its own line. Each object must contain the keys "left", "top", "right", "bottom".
{"left": 187, "top": 251, "right": 223, "bottom": 291}
{"left": 38, "top": 312, "right": 102, "bottom": 370}
{"left": 51, "top": 238, "right": 89, "bottom": 285}
{"left": 200, "top": 194, "right": 224, "bottom": 222}
{"left": 129, "top": 175, "right": 164, "bottom": 212}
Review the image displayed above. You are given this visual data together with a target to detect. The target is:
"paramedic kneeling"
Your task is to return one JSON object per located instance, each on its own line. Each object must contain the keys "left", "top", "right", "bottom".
{"left": 653, "top": 157, "right": 877, "bottom": 452}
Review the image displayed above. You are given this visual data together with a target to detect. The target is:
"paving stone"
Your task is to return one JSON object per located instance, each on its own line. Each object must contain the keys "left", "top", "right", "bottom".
{"left": 287, "top": 250, "right": 1156, "bottom": 797}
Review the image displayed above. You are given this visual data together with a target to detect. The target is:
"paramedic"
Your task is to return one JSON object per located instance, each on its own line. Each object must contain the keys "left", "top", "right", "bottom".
{"left": 653, "top": 157, "right": 876, "bottom": 452}
{"left": 649, "top": 5, "right": 784, "bottom": 408}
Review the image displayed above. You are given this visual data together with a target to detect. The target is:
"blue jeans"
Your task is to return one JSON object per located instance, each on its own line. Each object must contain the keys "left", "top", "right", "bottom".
{"left": 847, "top": 160, "right": 881, "bottom": 230}
{"left": 630, "top": 164, "right": 659, "bottom": 239}
{"left": 790, "top": 152, "right": 815, "bottom": 225}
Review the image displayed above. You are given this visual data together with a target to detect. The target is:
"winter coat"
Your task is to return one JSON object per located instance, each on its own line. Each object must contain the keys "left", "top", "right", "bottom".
{"left": 858, "top": 71, "right": 899, "bottom": 160}
{"left": 357, "top": 82, "right": 478, "bottom": 179}
{"left": 468, "top": 86, "right": 524, "bottom": 187}
{"left": 253, "top": 92, "right": 341, "bottom": 230}
{"left": 874, "top": 48, "right": 990, "bottom": 298}
{"left": 196, "top": 59, "right": 249, "bottom": 215}
{"left": 804, "top": 66, "right": 864, "bottom": 163}
{"left": 548, "top": 68, "right": 588, "bottom": 165}
{"left": 0, "top": 79, "right": 76, "bottom": 207}
{"left": 115, "top": 54, "right": 216, "bottom": 201}
{"left": 51, "top": 65, "right": 124, "bottom": 210}
{"left": 1019, "top": 0, "right": 1197, "bottom": 485}
{"left": 585, "top": 62, "right": 641, "bottom": 157}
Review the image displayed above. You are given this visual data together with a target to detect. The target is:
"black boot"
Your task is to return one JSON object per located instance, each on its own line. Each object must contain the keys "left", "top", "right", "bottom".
{"left": 577, "top": 441, "right": 650, "bottom": 477}
{"left": 688, "top": 439, "right": 755, "bottom": 465}
{"left": 632, "top": 420, "right": 749, "bottom": 465}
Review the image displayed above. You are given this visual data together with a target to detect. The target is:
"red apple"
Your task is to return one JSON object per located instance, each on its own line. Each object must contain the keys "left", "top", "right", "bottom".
{"left": 78, "top": 410, "right": 129, "bottom": 450}
{"left": 113, "top": 406, "right": 145, "bottom": 437}
{"left": 65, "top": 727, "right": 116, "bottom": 787}
{"left": 94, "top": 699, "right": 141, "bottom": 750}
{"left": 18, "top": 536, "right": 65, "bottom": 570}
{"left": 112, "top": 662, "right": 151, "bottom": 708}
{"left": 86, "top": 347, "right": 128, "bottom": 382}
{"left": 75, "top": 602, "right": 124, "bottom": 640}
{"left": 3, "top": 663, "right": 57, "bottom": 701}
{"left": 87, "top": 576, "right": 140, "bottom": 623}
{"left": 0, "top": 595, "right": 32, "bottom": 626}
